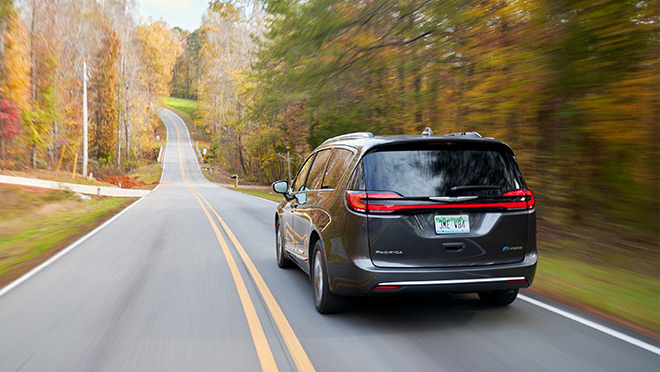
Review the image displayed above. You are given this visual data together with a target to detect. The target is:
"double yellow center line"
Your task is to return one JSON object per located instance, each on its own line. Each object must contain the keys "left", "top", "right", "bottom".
{"left": 169, "top": 115, "right": 314, "bottom": 372}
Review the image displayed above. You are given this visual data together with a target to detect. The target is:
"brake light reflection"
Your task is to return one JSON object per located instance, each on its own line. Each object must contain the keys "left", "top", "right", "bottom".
{"left": 374, "top": 285, "right": 400, "bottom": 290}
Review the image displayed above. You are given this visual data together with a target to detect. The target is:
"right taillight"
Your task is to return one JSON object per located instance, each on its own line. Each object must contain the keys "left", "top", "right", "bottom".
{"left": 502, "top": 189, "right": 535, "bottom": 210}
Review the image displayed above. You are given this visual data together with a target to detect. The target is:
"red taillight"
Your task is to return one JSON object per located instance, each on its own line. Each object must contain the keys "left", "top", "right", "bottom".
{"left": 346, "top": 189, "right": 535, "bottom": 213}
{"left": 502, "top": 189, "right": 535, "bottom": 210}
{"left": 346, "top": 191, "right": 368, "bottom": 213}
{"left": 374, "top": 285, "right": 400, "bottom": 290}
{"left": 346, "top": 191, "right": 402, "bottom": 213}
{"left": 506, "top": 279, "right": 528, "bottom": 285}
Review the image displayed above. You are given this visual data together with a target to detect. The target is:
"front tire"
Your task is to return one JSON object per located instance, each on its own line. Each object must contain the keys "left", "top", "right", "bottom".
{"left": 311, "top": 240, "right": 345, "bottom": 314}
{"left": 478, "top": 288, "right": 519, "bottom": 306}
{"left": 276, "top": 221, "right": 294, "bottom": 268}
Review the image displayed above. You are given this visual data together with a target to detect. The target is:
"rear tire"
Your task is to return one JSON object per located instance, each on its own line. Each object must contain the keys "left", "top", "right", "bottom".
{"left": 276, "top": 221, "right": 294, "bottom": 268}
{"left": 478, "top": 289, "right": 519, "bottom": 306}
{"left": 311, "top": 241, "right": 345, "bottom": 314}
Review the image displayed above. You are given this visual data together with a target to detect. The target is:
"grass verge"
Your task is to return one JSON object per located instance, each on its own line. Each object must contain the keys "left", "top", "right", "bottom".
{"left": 230, "top": 186, "right": 283, "bottom": 202}
{"left": 0, "top": 185, "right": 136, "bottom": 287}
{"left": 532, "top": 252, "right": 659, "bottom": 338}
{"left": 128, "top": 163, "right": 163, "bottom": 187}
{"left": 160, "top": 97, "right": 198, "bottom": 121}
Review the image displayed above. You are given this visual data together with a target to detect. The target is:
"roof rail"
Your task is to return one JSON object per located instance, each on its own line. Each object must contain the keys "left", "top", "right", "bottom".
{"left": 322, "top": 132, "right": 374, "bottom": 144}
{"left": 444, "top": 131, "right": 482, "bottom": 138}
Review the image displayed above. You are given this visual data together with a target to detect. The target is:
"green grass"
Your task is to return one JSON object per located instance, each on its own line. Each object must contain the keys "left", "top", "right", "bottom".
{"left": 0, "top": 187, "right": 134, "bottom": 284}
{"left": 534, "top": 251, "right": 659, "bottom": 335}
{"left": 129, "top": 163, "right": 163, "bottom": 185}
{"left": 230, "top": 186, "right": 283, "bottom": 202}
{"left": 160, "top": 97, "right": 198, "bottom": 121}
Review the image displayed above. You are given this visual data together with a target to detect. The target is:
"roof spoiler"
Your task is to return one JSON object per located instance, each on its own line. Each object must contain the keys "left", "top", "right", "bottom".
{"left": 444, "top": 131, "right": 482, "bottom": 138}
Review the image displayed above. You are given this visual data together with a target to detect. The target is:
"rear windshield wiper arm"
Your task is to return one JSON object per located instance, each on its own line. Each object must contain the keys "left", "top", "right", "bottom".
{"left": 449, "top": 185, "right": 500, "bottom": 193}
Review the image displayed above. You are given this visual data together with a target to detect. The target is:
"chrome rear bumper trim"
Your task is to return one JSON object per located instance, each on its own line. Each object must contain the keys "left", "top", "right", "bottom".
{"left": 378, "top": 276, "right": 526, "bottom": 287}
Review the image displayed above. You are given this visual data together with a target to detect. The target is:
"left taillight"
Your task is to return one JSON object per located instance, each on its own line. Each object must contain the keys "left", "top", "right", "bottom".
{"left": 346, "top": 191, "right": 403, "bottom": 213}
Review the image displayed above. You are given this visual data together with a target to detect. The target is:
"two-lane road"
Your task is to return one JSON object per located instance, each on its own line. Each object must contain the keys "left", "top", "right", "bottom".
{"left": 1, "top": 108, "right": 657, "bottom": 371}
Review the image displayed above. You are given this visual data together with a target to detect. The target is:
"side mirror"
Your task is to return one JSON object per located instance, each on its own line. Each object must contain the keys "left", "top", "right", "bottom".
{"left": 295, "top": 193, "right": 307, "bottom": 205}
{"left": 272, "top": 180, "right": 289, "bottom": 194}
{"left": 272, "top": 180, "right": 295, "bottom": 201}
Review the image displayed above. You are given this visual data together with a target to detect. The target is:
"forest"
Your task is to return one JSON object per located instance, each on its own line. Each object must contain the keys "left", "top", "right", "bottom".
{"left": 168, "top": 0, "right": 658, "bottom": 332}
{"left": 172, "top": 0, "right": 658, "bottom": 235}
{"left": 0, "top": 0, "right": 182, "bottom": 173}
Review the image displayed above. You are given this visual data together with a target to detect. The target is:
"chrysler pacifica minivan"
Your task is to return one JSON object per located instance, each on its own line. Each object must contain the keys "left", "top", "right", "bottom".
{"left": 272, "top": 130, "right": 537, "bottom": 313}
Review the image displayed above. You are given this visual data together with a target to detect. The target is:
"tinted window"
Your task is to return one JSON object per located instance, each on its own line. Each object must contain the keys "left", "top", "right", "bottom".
{"left": 321, "top": 149, "right": 353, "bottom": 189}
{"left": 363, "top": 147, "right": 524, "bottom": 197}
{"left": 306, "top": 150, "right": 332, "bottom": 190}
{"left": 292, "top": 154, "right": 315, "bottom": 192}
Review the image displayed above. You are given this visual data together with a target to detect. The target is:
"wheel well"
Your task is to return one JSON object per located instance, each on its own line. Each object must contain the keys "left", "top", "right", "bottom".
{"left": 308, "top": 231, "right": 321, "bottom": 272}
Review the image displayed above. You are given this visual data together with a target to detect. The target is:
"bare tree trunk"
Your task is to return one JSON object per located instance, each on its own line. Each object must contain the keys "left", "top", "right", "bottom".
{"left": 31, "top": 144, "right": 36, "bottom": 168}
{"left": 125, "top": 83, "right": 130, "bottom": 158}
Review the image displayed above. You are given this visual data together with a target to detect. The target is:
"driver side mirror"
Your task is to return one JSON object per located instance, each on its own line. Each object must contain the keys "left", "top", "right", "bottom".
{"left": 272, "top": 180, "right": 295, "bottom": 201}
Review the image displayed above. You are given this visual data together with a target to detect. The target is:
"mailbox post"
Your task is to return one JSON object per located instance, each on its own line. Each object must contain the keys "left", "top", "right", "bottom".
{"left": 230, "top": 174, "right": 238, "bottom": 187}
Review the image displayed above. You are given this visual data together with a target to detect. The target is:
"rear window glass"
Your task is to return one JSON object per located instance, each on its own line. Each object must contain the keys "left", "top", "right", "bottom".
{"left": 362, "top": 147, "right": 524, "bottom": 197}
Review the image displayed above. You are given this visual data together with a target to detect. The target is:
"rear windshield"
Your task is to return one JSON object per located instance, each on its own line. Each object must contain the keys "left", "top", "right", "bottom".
{"left": 362, "top": 145, "right": 525, "bottom": 197}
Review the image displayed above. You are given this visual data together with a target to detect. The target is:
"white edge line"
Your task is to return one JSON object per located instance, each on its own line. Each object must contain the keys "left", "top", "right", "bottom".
{"left": 0, "top": 187, "right": 148, "bottom": 297}
{"left": 519, "top": 294, "right": 660, "bottom": 355}
{"left": 1, "top": 121, "right": 168, "bottom": 296}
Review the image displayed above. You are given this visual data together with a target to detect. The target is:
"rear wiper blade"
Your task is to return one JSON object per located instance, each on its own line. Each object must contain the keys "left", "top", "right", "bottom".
{"left": 449, "top": 185, "right": 500, "bottom": 192}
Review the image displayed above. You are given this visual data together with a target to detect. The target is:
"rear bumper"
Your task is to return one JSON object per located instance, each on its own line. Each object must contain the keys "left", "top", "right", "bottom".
{"left": 327, "top": 251, "right": 537, "bottom": 296}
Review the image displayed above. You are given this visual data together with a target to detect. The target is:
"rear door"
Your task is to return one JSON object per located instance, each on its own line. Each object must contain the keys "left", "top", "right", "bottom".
{"left": 361, "top": 141, "right": 533, "bottom": 268}
{"left": 291, "top": 149, "right": 333, "bottom": 263}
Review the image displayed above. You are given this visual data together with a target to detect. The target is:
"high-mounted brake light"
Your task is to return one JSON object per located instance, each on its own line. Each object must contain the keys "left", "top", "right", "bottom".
{"left": 346, "top": 189, "right": 535, "bottom": 213}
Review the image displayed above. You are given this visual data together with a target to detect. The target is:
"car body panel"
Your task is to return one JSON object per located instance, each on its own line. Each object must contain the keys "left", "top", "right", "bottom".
{"left": 274, "top": 134, "right": 537, "bottom": 297}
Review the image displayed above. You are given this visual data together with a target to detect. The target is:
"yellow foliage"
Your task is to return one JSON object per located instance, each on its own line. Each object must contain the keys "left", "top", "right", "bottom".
{"left": 136, "top": 20, "right": 183, "bottom": 97}
{"left": 0, "top": 13, "right": 31, "bottom": 112}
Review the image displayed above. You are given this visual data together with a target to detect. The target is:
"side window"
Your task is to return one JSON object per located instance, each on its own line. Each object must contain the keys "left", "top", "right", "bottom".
{"left": 292, "top": 154, "right": 315, "bottom": 192}
{"left": 322, "top": 149, "right": 354, "bottom": 189}
{"left": 306, "top": 150, "right": 332, "bottom": 190}
{"left": 347, "top": 159, "right": 365, "bottom": 191}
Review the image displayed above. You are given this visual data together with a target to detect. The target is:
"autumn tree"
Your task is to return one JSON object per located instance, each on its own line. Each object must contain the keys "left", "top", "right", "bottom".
{"left": 136, "top": 20, "right": 182, "bottom": 97}
{"left": 92, "top": 23, "right": 120, "bottom": 163}
{"left": 0, "top": 98, "right": 20, "bottom": 157}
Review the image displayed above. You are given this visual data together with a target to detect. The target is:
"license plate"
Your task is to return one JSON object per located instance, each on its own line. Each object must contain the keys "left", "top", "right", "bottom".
{"left": 435, "top": 215, "right": 470, "bottom": 234}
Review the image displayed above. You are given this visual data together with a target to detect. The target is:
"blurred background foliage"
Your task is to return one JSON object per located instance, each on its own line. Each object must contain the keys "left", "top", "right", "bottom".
{"left": 0, "top": 0, "right": 181, "bottom": 173}
{"left": 170, "top": 0, "right": 658, "bottom": 332}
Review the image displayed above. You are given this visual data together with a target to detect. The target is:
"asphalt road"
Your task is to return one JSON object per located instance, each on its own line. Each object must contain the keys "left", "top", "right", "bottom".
{"left": 1, "top": 108, "right": 657, "bottom": 372}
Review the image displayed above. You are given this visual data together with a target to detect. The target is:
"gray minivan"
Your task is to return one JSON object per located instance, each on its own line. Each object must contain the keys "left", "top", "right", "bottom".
{"left": 272, "top": 131, "right": 537, "bottom": 313}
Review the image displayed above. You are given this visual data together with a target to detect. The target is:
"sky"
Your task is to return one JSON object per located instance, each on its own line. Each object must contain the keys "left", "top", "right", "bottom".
{"left": 136, "top": 0, "right": 209, "bottom": 31}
